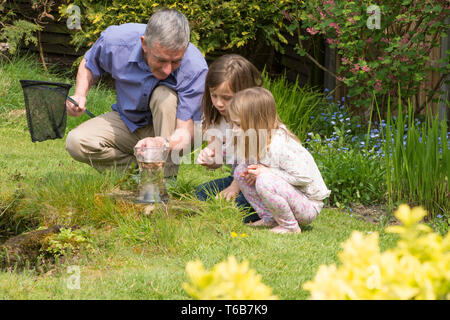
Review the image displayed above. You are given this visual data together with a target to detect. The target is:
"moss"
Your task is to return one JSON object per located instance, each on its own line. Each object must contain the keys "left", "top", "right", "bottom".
{"left": 0, "top": 225, "right": 62, "bottom": 270}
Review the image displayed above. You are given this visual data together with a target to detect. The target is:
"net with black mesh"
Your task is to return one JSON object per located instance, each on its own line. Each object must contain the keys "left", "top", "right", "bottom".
{"left": 19, "top": 80, "right": 71, "bottom": 142}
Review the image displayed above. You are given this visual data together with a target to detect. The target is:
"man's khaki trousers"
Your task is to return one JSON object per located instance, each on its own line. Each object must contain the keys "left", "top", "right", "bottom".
{"left": 65, "top": 86, "right": 179, "bottom": 177}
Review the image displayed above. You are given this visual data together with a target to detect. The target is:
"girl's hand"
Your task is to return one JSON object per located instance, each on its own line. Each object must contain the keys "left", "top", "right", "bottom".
{"left": 197, "top": 147, "right": 222, "bottom": 169}
{"left": 218, "top": 180, "right": 240, "bottom": 201}
{"left": 241, "top": 164, "right": 270, "bottom": 186}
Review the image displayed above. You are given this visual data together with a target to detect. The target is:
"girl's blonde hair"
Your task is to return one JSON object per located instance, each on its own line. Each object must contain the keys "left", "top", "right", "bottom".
{"left": 202, "top": 54, "right": 262, "bottom": 131}
{"left": 228, "top": 87, "right": 299, "bottom": 162}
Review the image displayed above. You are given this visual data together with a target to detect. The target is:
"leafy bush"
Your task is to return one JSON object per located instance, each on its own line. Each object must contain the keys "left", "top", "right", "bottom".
{"left": 0, "top": 1, "right": 42, "bottom": 55}
{"left": 308, "top": 132, "right": 386, "bottom": 208}
{"left": 286, "top": 0, "right": 450, "bottom": 113}
{"left": 41, "top": 227, "right": 92, "bottom": 257}
{"left": 59, "top": 0, "right": 293, "bottom": 55}
{"left": 303, "top": 205, "right": 450, "bottom": 300}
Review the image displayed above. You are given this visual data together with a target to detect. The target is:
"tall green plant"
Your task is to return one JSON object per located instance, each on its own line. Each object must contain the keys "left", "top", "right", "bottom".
{"left": 263, "top": 72, "right": 326, "bottom": 142}
{"left": 383, "top": 92, "right": 449, "bottom": 219}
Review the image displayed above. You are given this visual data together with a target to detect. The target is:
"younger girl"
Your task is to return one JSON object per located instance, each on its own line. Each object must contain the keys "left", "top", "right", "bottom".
{"left": 228, "top": 87, "right": 331, "bottom": 234}
{"left": 195, "top": 54, "right": 262, "bottom": 222}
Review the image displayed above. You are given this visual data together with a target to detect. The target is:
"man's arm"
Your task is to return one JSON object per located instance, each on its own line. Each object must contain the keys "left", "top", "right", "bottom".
{"left": 66, "top": 58, "right": 96, "bottom": 117}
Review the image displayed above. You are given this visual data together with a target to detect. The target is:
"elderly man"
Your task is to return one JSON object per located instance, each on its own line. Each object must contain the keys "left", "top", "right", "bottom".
{"left": 65, "top": 9, "right": 208, "bottom": 178}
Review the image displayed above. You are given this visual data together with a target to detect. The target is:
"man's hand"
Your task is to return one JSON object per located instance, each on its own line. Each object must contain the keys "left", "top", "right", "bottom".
{"left": 67, "top": 58, "right": 94, "bottom": 117}
{"left": 135, "top": 136, "right": 166, "bottom": 149}
{"left": 66, "top": 95, "right": 87, "bottom": 117}
{"left": 241, "top": 164, "right": 270, "bottom": 186}
{"left": 218, "top": 180, "right": 240, "bottom": 201}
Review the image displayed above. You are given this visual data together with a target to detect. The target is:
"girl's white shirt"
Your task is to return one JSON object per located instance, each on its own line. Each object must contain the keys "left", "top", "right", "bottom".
{"left": 259, "top": 126, "right": 331, "bottom": 201}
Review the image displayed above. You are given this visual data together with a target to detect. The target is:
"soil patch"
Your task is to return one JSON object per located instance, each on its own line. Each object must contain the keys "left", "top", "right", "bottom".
{"left": 333, "top": 203, "right": 400, "bottom": 226}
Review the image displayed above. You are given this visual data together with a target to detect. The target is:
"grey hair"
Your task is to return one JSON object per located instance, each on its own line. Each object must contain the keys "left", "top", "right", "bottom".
{"left": 144, "top": 9, "right": 190, "bottom": 51}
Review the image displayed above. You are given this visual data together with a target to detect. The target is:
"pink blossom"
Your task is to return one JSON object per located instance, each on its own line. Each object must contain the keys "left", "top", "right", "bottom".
{"left": 341, "top": 57, "right": 351, "bottom": 64}
{"left": 387, "top": 74, "right": 396, "bottom": 82}
{"left": 401, "top": 36, "right": 409, "bottom": 45}
{"left": 337, "top": 76, "right": 345, "bottom": 82}
{"left": 366, "top": 37, "right": 373, "bottom": 44}
{"left": 378, "top": 56, "right": 384, "bottom": 61}
{"left": 361, "top": 66, "right": 371, "bottom": 72}
{"left": 306, "top": 27, "right": 319, "bottom": 35}
{"left": 350, "top": 64, "right": 360, "bottom": 74}
{"left": 374, "top": 79, "right": 382, "bottom": 91}
{"left": 319, "top": 9, "right": 326, "bottom": 19}
{"left": 329, "top": 22, "right": 341, "bottom": 35}
{"left": 348, "top": 18, "right": 356, "bottom": 24}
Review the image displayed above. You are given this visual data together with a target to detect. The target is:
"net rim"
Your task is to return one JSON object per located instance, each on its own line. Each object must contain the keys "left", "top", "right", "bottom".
{"left": 19, "top": 79, "right": 72, "bottom": 90}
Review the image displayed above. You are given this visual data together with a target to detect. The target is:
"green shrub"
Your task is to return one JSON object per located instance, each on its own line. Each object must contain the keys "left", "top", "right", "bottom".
{"left": 42, "top": 227, "right": 92, "bottom": 257}
{"left": 0, "top": 1, "right": 42, "bottom": 56}
{"left": 286, "top": 0, "right": 450, "bottom": 113}
{"left": 308, "top": 132, "right": 386, "bottom": 208}
{"left": 59, "top": 0, "right": 292, "bottom": 55}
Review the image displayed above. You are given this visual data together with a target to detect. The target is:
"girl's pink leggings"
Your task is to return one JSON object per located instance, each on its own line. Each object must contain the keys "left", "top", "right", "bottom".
{"left": 234, "top": 163, "right": 323, "bottom": 231}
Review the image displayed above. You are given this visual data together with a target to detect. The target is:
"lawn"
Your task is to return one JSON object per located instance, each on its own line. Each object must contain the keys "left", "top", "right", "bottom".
{"left": 0, "top": 55, "right": 399, "bottom": 300}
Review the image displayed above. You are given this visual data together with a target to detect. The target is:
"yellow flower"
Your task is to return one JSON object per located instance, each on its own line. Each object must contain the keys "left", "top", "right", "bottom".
{"left": 183, "top": 256, "right": 278, "bottom": 300}
{"left": 303, "top": 205, "right": 450, "bottom": 300}
{"left": 231, "top": 232, "right": 248, "bottom": 238}
{"left": 394, "top": 204, "right": 427, "bottom": 226}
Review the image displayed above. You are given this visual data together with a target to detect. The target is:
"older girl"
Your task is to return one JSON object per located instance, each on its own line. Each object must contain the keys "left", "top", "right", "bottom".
{"left": 195, "top": 54, "right": 262, "bottom": 222}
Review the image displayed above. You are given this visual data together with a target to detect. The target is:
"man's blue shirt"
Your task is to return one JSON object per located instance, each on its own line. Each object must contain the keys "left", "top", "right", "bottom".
{"left": 84, "top": 23, "right": 208, "bottom": 133}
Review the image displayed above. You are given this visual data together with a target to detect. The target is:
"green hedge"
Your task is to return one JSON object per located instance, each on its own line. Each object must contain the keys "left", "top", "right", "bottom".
{"left": 58, "top": 0, "right": 293, "bottom": 55}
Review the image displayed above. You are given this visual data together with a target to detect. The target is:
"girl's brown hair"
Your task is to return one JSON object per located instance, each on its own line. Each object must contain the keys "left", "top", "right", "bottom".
{"left": 202, "top": 54, "right": 262, "bottom": 131}
{"left": 228, "top": 87, "right": 299, "bottom": 162}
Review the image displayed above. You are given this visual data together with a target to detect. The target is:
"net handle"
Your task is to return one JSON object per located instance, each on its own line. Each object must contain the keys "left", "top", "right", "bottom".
{"left": 66, "top": 96, "right": 95, "bottom": 118}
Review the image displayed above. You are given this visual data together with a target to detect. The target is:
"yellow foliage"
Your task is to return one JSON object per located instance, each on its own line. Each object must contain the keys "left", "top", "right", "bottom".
{"left": 183, "top": 256, "right": 278, "bottom": 300}
{"left": 303, "top": 205, "right": 450, "bottom": 300}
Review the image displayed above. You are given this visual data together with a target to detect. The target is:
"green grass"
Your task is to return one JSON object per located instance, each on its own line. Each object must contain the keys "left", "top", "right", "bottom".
{"left": 0, "top": 55, "right": 399, "bottom": 299}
